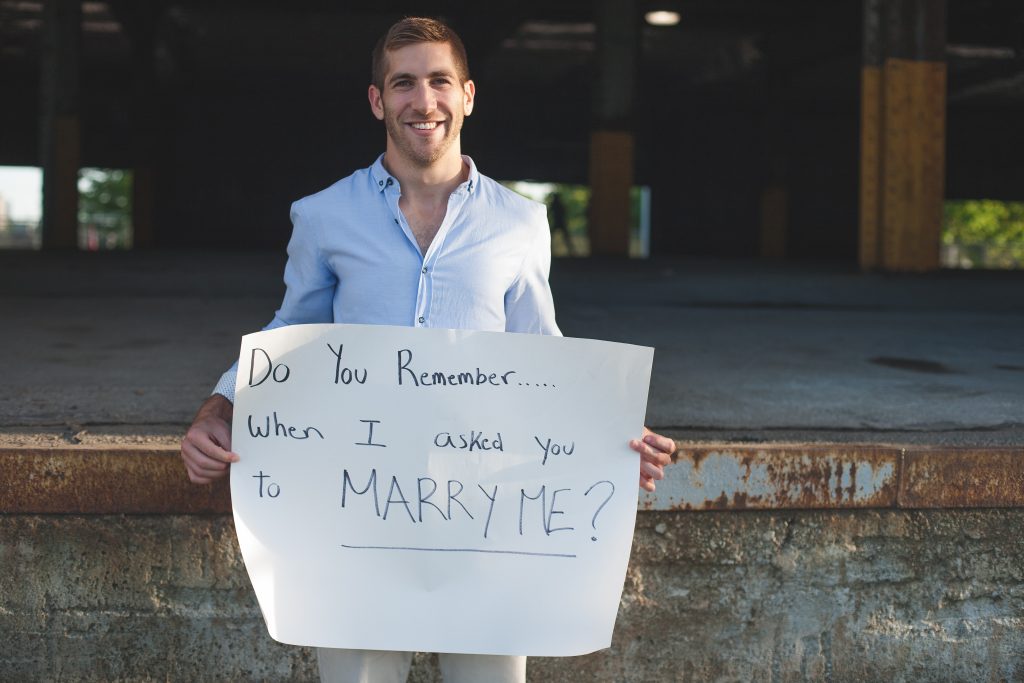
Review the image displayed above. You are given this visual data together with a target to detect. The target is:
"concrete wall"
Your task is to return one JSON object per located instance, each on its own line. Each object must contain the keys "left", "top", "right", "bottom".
{"left": 3, "top": 509, "right": 1022, "bottom": 682}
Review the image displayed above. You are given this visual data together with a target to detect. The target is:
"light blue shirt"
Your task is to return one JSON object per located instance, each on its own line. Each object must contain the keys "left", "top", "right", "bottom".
{"left": 214, "top": 155, "right": 560, "bottom": 401}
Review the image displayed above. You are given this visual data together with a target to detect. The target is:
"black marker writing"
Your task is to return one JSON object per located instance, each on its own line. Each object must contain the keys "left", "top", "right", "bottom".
{"left": 434, "top": 430, "right": 504, "bottom": 452}
{"left": 584, "top": 480, "right": 616, "bottom": 541}
{"left": 417, "top": 477, "right": 448, "bottom": 522}
{"left": 253, "top": 470, "right": 281, "bottom": 498}
{"left": 533, "top": 436, "right": 575, "bottom": 465}
{"left": 341, "top": 544, "right": 575, "bottom": 559}
{"left": 326, "top": 342, "right": 368, "bottom": 385}
{"left": 247, "top": 412, "right": 324, "bottom": 440}
{"left": 383, "top": 476, "right": 416, "bottom": 523}
{"left": 519, "top": 485, "right": 573, "bottom": 536}
{"left": 397, "top": 348, "right": 517, "bottom": 387}
{"left": 356, "top": 419, "right": 386, "bottom": 447}
{"left": 448, "top": 480, "right": 474, "bottom": 521}
{"left": 248, "top": 348, "right": 289, "bottom": 387}
{"left": 342, "top": 468, "right": 379, "bottom": 516}
{"left": 478, "top": 484, "right": 498, "bottom": 538}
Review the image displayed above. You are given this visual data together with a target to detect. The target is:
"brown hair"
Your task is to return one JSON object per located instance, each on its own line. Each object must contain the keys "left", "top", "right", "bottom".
{"left": 371, "top": 17, "right": 470, "bottom": 89}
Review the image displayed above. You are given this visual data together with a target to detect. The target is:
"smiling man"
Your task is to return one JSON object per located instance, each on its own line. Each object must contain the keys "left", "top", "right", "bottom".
{"left": 180, "top": 16, "right": 675, "bottom": 683}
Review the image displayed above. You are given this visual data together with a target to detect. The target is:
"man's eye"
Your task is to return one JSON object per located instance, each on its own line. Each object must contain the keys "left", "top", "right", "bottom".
{"left": 432, "top": 78, "right": 451, "bottom": 86}
{"left": 393, "top": 80, "right": 412, "bottom": 88}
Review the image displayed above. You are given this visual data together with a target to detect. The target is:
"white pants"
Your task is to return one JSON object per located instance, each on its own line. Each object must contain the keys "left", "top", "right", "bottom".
{"left": 316, "top": 648, "right": 527, "bottom": 683}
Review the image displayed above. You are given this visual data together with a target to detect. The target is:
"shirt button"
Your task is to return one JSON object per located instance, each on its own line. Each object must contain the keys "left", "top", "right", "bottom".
{"left": 421, "top": 267, "right": 428, "bottom": 273}
{"left": 378, "top": 180, "right": 383, "bottom": 186}
{"left": 418, "top": 316, "right": 425, "bottom": 324}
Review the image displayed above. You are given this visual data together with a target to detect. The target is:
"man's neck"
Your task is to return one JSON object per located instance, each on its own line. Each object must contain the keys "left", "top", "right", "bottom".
{"left": 382, "top": 146, "right": 468, "bottom": 205}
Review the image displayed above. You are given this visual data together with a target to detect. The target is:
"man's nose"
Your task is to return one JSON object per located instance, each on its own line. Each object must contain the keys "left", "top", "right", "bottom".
{"left": 412, "top": 83, "right": 436, "bottom": 113}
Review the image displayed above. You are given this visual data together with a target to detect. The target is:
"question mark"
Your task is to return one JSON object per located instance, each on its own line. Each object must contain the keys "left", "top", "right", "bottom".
{"left": 584, "top": 480, "right": 615, "bottom": 541}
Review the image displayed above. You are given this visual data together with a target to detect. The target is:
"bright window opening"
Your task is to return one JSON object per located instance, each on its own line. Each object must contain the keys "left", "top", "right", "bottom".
{"left": 0, "top": 166, "right": 43, "bottom": 249}
{"left": 78, "top": 168, "right": 133, "bottom": 250}
{"left": 501, "top": 181, "right": 651, "bottom": 258}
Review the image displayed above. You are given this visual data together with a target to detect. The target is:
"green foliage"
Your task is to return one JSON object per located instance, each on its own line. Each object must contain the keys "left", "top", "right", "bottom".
{"left": 78, "top": 168, "right": 133, "bottom": 250}
{"left": 943, "top": 200, "right": 1024, "bottom": 269}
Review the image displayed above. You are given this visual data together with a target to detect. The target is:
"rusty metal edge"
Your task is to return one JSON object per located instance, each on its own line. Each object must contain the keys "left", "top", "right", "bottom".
{"left": 0, "top": 446, "right": 230, "bottom": 515}
{"left": 641, "top": 444, "right": 902, "bottom": 512}
{"left": 1, "top": 444, "right": 1022, "bottom": 514}
{"left": 897, "top": 446, "right": 1024, "bottom": 509}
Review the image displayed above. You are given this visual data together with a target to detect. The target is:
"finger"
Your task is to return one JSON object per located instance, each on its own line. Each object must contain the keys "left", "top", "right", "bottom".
{"left": 639, "top": 474, "right": 655, "bottom": 492}
{"left": 184, "top": 458, "right": 227, "bottom": 484}
{"left": 643, "top": 432, "right": 676, "bottom": 458}
{"left": 187, "top": 429, "right": 239, "bottom": 464}
{"left": 187, "top": 469, "right": 216, "bottom": 485}
{"left": 641, "top": 460, "right": 665, "bottom": 481}
{"left": 181, "top": 441, "right": 230, "bottom": 474}
{"left": 630, "top": 439, "right": 673, "bottom": 467}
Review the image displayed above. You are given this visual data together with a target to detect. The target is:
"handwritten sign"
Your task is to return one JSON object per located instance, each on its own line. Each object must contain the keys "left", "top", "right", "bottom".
{"left": 230, "top": 324, "right": 653, "bottom": 656}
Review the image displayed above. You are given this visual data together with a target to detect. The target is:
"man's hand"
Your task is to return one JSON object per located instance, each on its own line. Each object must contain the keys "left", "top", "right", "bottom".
{"left": 630, "top": 427, "right": 675, "bottom": 492}
{"left": 180, "top": 394, "right": 239, "bottom": 485}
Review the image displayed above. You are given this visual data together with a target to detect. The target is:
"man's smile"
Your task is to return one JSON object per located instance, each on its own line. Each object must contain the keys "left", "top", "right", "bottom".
{"left": 409, "top": 121, "right": 441, "bottom": 130}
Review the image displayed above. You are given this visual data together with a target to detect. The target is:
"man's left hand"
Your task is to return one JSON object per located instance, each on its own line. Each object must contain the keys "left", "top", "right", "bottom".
{"left": 630, "top": 427, "right": 676, "bottom": 492}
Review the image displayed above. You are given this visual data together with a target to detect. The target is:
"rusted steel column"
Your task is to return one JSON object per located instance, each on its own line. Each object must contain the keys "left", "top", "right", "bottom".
{"left": 39, "top": 0, "right": 81, "bottom": 250}
{"left": 588, "top": 0, "right": 636, "bottom": 257}
{"left": 859, "top": 0, "right": 884, "bottom": 269}
{"left": 759, "top": 89, "right": 788, "bottom": 259}
{"left": 859, "top": 0, "right": 946, "bottom": 272}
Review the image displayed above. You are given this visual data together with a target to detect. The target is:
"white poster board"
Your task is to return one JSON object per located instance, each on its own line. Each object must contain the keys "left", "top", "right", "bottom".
{"left": 230, "top": 324, "right": 653, "bottom": 656}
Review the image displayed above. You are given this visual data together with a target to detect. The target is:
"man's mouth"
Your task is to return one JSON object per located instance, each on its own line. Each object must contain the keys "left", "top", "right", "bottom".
{"left": 409, "top": 122, "right": 440, "bottom": 130}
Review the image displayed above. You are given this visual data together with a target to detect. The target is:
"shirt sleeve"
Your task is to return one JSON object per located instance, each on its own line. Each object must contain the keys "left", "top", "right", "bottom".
{"left": 504, "top": 203, "right": 562, "bottom": 337}
{"left": 212, "top": 200, "right": 338, "bottom": 402}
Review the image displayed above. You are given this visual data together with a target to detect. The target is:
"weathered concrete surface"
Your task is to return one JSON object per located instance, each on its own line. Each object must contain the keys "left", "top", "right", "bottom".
{"left": 1, "top": 252, "right": 1023, "bottom": 446}
{"left": 2, "top": 510, "right": 1022, "bottom": 682}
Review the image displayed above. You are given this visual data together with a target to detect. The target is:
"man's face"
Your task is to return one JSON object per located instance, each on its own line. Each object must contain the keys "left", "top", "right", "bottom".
{"left": 368, "top": 41, "right": 475, "bottom": 168}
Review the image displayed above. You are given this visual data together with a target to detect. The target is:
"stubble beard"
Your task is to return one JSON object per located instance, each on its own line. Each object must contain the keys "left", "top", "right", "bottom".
{"left": 383, "top": 106, "right": 463, "bottom": 168}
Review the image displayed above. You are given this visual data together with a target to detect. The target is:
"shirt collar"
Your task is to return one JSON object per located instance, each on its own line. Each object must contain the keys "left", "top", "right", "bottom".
{"left": 370, "top": 154, "right": 479, "bottom": 194}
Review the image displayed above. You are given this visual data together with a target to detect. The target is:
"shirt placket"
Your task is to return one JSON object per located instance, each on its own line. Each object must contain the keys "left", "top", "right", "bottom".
{"left": 415, "top": 189, "right": 470, "bottom": 327}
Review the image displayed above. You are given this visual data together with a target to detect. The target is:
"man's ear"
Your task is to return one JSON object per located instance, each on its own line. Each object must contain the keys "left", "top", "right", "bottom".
{"left": 368, "top": 84, "right": 385, "bottom": 121}
{"left": 463, "top": 79, "right": 476, "bottom": 117}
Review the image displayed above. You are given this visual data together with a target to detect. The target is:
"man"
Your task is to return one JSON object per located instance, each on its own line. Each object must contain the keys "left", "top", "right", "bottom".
{"left": 180, "top": 16, "right": 675, "bottom": 683}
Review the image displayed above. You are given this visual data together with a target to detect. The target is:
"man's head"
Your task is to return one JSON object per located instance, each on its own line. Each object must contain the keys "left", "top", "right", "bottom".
{"left": 368, "top": 17, "right": 475, "bottom": 170}
{"left": 371, "top": 17, "right": 470, "bottom": 91}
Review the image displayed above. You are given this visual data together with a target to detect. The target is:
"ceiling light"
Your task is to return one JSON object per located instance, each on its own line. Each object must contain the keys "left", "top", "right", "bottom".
{"left": 645, "top": 10, "right": 680, "bottom": 26}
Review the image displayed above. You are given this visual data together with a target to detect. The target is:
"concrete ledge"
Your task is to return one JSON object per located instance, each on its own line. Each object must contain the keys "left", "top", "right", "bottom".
{"left": 2, "top": 443, "right": 1021, "bottom": 513}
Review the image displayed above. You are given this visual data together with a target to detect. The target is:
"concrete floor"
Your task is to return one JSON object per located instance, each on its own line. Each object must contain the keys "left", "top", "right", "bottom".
{"left": 1, "top": 250, "right": 1022, "bottom": 447}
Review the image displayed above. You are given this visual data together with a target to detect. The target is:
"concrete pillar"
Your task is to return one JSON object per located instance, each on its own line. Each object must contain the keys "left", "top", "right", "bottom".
{"left": 859, "top": 0, "right": 946, "bottom": 271}
{"left": 39, "top": 0, "right": 81, "bottom": 250}
{"left": 129, "top": 15, "right": 160, "bottom": 249}
{"left": 588, "top": 0, "right": 636, "bottom": 257}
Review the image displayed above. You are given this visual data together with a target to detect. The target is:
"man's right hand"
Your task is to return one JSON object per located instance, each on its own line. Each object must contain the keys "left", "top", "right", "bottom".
{"left": 180, "top": 394, "right": 239, "bottom": 484}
